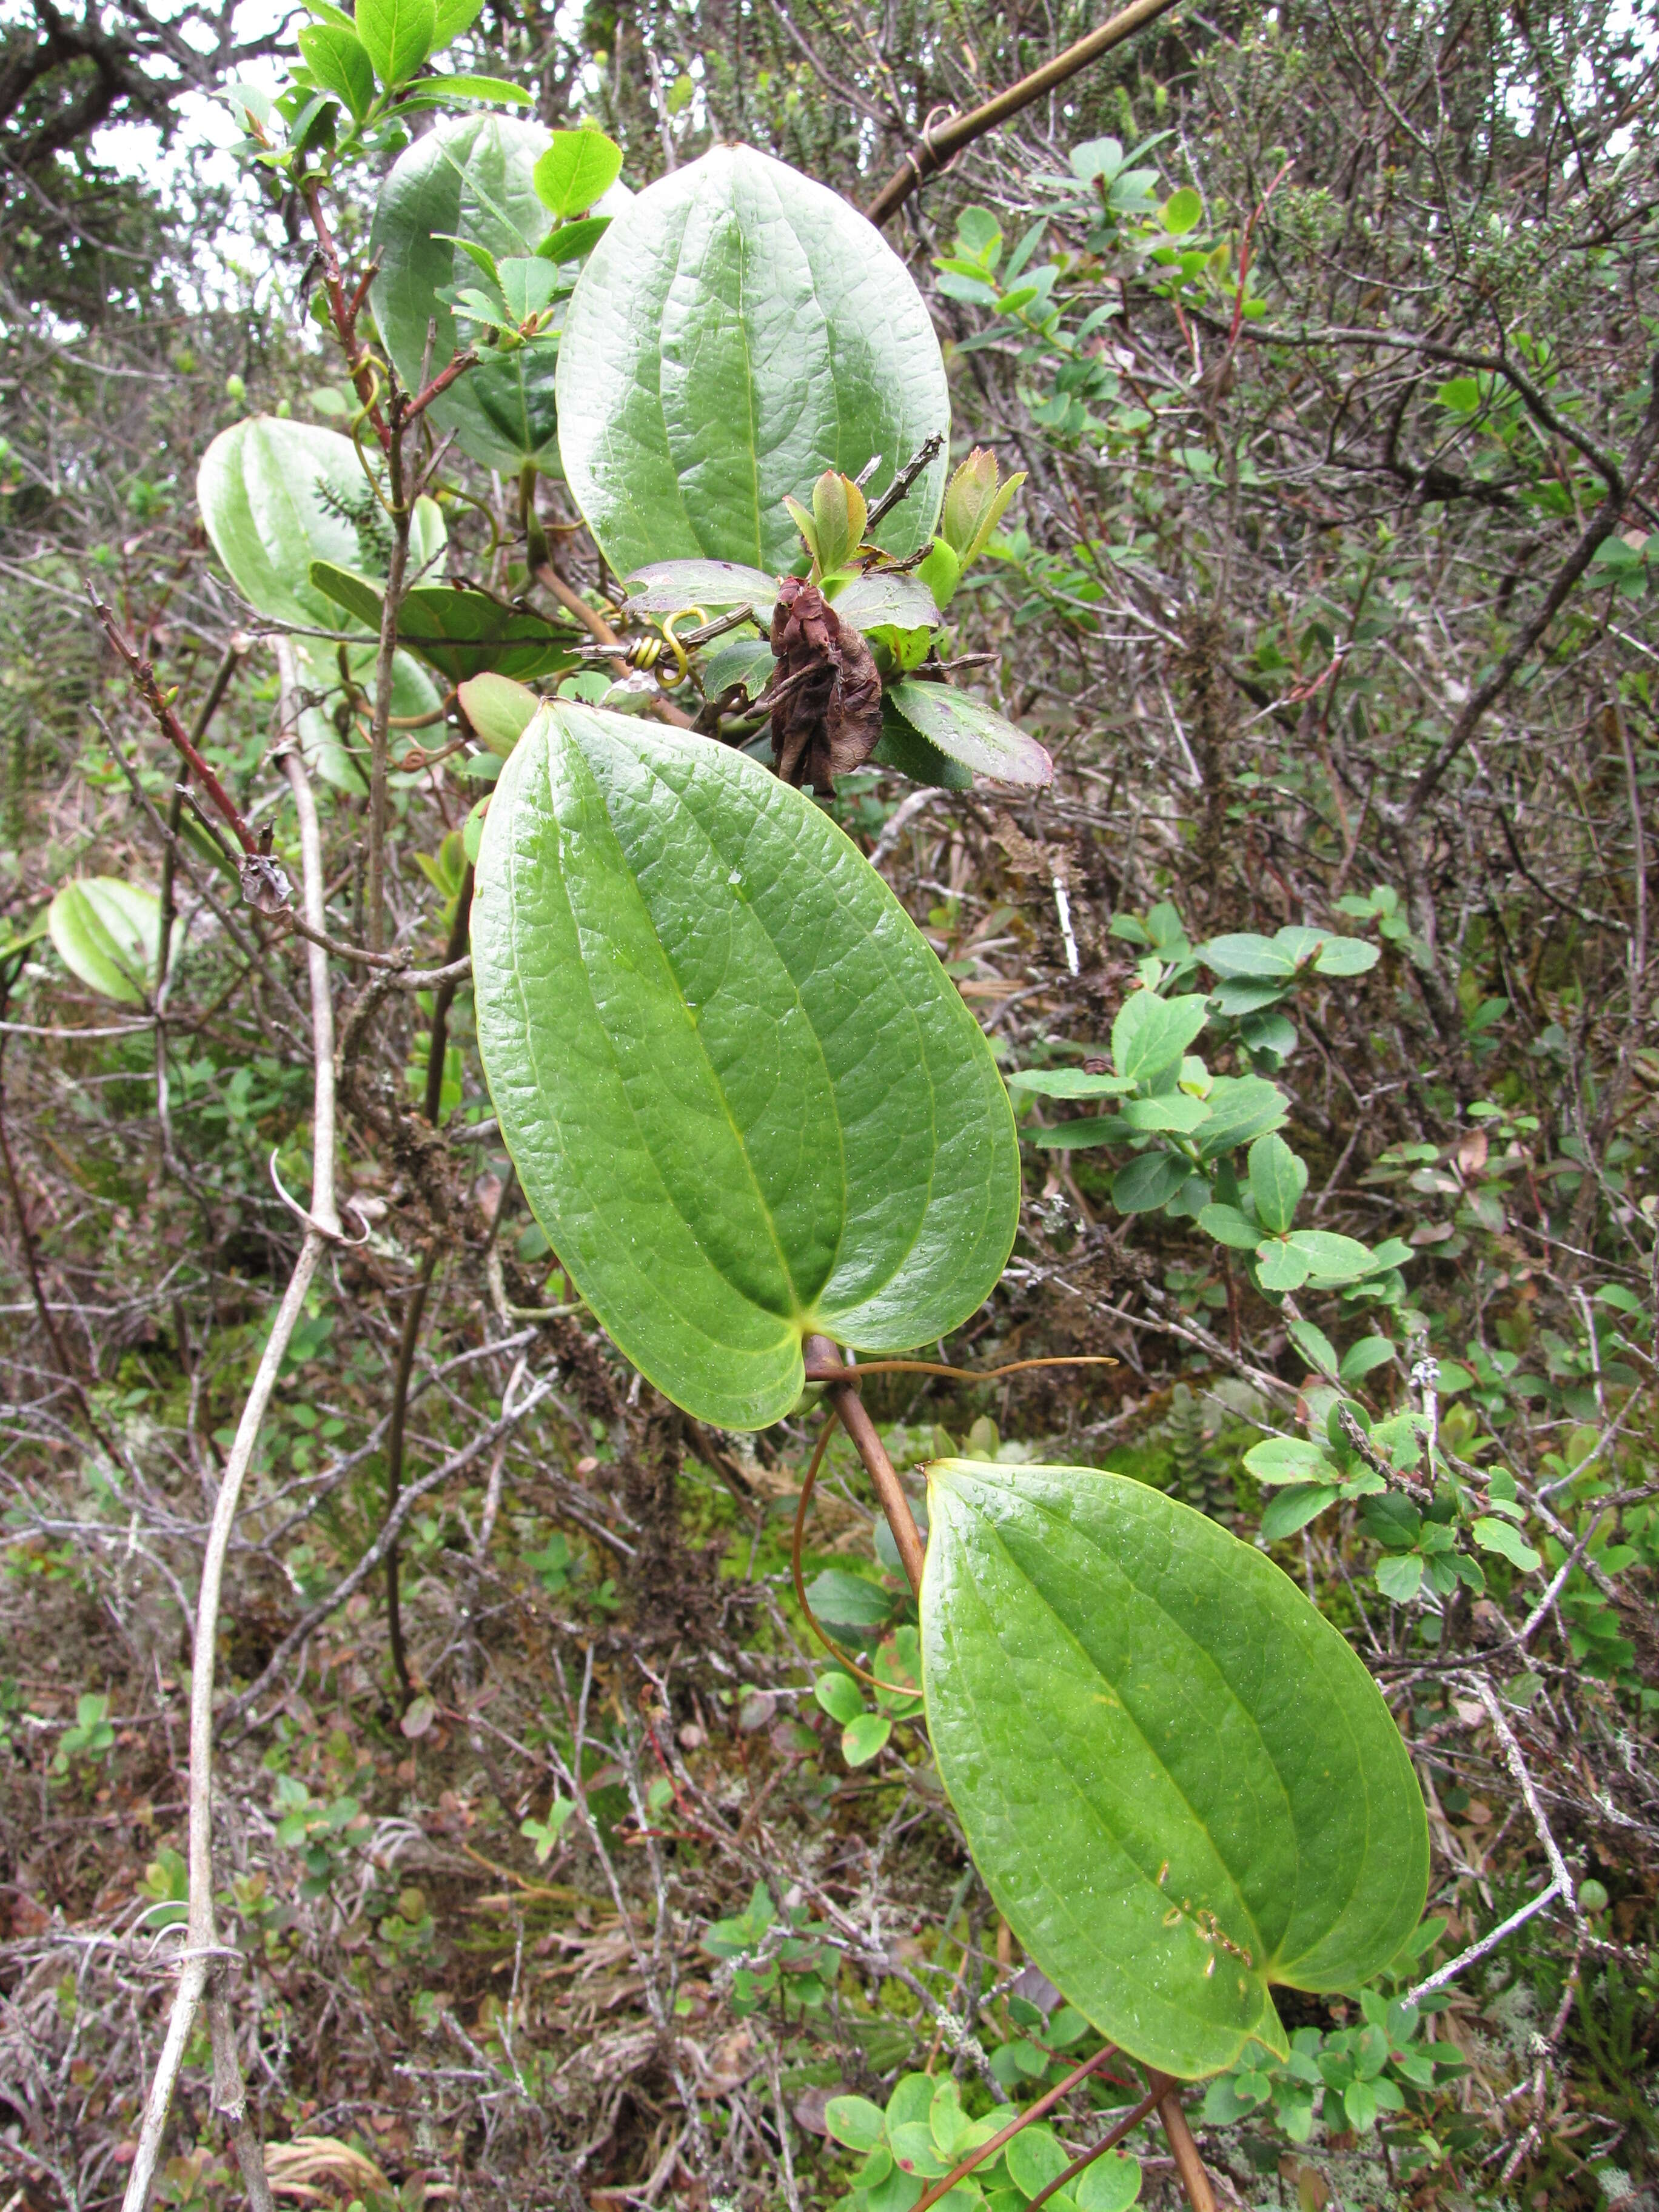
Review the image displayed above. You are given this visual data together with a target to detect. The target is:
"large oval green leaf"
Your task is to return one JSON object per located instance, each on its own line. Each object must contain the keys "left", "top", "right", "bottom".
{"left": 922, "top": 1461, "right": 1429, "bottom": 2080}
{"left": 472, "top": 704, "right": 1019, "bottom": 1427}
{"left": 369, "top": 116, "right": 628, "bottom": 475}
{"left": 555, "top": 147, "right": 950, "bottom": 580}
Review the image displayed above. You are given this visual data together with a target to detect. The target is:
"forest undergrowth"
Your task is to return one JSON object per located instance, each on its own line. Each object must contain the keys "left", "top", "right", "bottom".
{"left": 0, "top": 0, "right": 1656, "bottom": 2206}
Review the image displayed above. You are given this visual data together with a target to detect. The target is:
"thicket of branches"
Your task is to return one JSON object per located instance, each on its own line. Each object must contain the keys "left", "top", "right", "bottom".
{"left": 1, "top": 0, "right": 1655, "bottom": 2207}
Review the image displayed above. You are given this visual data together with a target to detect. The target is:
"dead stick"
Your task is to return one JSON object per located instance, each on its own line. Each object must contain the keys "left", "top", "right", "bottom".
{"left": 864, "top": 0, "right": 1184, "bottom": 227}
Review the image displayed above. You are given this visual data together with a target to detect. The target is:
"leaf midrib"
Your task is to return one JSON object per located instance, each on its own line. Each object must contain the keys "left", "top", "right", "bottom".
{"left": 948, "top": 1476, "right": 1276, "bottom": 1979}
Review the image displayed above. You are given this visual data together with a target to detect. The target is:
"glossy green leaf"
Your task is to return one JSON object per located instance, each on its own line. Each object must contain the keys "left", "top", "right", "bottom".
{"left": 355, "top": 0, "right": 434, "bottom": 86}
{"left": 537, "top": 213, "right": 611, "bottom": 262}
{"left": 1193, "top": 1075, "right": 1288, "bottom": 1157}
{"left": 370, "top": 116, "right": 628, "bottom": 473}
{"left": 922, "top": 1461, "right": 1429, "bottom": 2078}
{"left": 1339, "top": 1336, "right": 1398, "bottom": 1384}
{"left": 48, "top": 879, "right": 161, "bottom": 1004}
{"left": 307, "top": 562, "right": 574, "bottom": 683}
{"left": 1198, "top": 1202, "right": 1261, "bottom": 1249}
{"left": 534, "top": 127, "right": 623, "bottom": 218}
{"left": 1113, "top": 1153, "right": 1195, "bottom": 1212}
{"left": 1111, "top": 991, "right": 1210, "bottom": 1082}
{"left": 1375, "top": 1553, "right": 1424, "bottom": 1603}
{"left": 556, "top": 146, "right": 950, "bottom": 578}
{"left": 399, "top": 73, "right": 532, "bottom": 106}
{"left": 886, "top": 683, "right": 1053, "bottom": 787}
{"left": 472, "top": 704, "right": 1020, "bottom": 1428}
{"left": 297, "top": 23, "right": 375, "bottom": 118}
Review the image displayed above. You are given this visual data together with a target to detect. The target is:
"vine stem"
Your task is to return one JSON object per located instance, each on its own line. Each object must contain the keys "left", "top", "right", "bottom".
{"left": 801, "top": 1333, "right": 925, "bottom": 1594}
{"left": 119, "top": 734, "right": 339, "bottom": 2212}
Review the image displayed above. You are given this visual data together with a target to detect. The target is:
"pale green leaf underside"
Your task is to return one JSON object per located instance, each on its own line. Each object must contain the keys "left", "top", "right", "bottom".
{"left": 472, "top": 705, "right": 1019, "bottom": 1427}
{"left": 922, "top": 1461, "right": 1429, "bottom": 2079}
{"left": 555, "top": 146, "right": 950, "bottom": 578}
{"left": 198, "top": 415, "right": 373, "bottom": 631}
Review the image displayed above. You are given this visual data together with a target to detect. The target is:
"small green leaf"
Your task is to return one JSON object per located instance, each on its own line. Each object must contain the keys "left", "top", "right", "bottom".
{"left": 1473, "top": 1518, "right": 1542, "bottom": 1571}
{"left": 825, "top": 2095, "right": 888, "bottom": 2151}
{"left": 1375, "top": 1553, "right": 1424, "bottom": 1603}
{"left": 1004, "top": 2123, "right": 1070, "bottom": 2197}
{"left": 1248, "top": 1134, "right": 1306, "bottom": 1235}
{"left": 1243, "top": 1436, "right": 1336, "bottom": 1487}
{"left": 1194, "top": 1076, "right": 1288, "bottom": 1158}
{"left": 1198, "top": 1203, "right": 1261, "bottom": 1250}
{"left": 923, "top": 1461, "right": 1429, "bottom": 2080}
{"left": 1339, "top": 1337, "right": 1396, "bottom": 1384}
{"left": 355, "top": 0, "right": 435, "bottom": 86}
{"left": 1075, "top": 2152, "right": 1141, "bottom": 2212}
{"left": 48, "top": 879, "right": 161, "bottom": 1004}
{"left": 1162, "top": 186, "right": 1203, "bottom": 233}
{"left": 1110, "top": 991, "right": 1210, "bottom": 1081}
{"left": 458, "top": 672, "right": 540, "bottom": 756}
{"left": 1112, "top": 1152, "right": 1195, "bottom": 1213}
{"left": 1007, "top": 1068, "right": 1134, "bottom": 1100}
{"left": 815, "top": 1671, "right": 865, "bottom": 1725}
{"left": 1285, "top": 1230, "right": 1376, "bottom": 1285}
{"left": 297, "top": 23, "right": 375, "bottom": 119}
{"left": 806, "top": 1569, "right": 895, "bottom": 1632}
{"left": 842, "top": 1712, "right": 892, "bottom": 1766}
{"left": 417, "top": 70, "right": 531, "bottom": 104}
{"left": 496, "top": 255, "right": 559, "bottom": 321}
{"left": 1287, "top": 1320, "right": 1338, "bottom": 1376}
{"left": 532, "top": 127, "right": 624, "bottom": 216}
{"left": 1259, "top": 1484, "right": 1339, "bottom": 1541}
{"left": 1119, "top": 1093, "right": 1208, "bottom": 1133}
{"left": 1255, "top": 1239, "right": 1311, "bottom": 1292}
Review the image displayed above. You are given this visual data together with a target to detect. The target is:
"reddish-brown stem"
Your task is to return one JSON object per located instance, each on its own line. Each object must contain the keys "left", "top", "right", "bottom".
{"left": 802, "top": 1333, "right": 927, "bottom": 1596}
{"left": 406, "top": 349, "right": 480, "bottom": 424}
{"left": 1158, "top": 2086, "right": 1218, "bottom": 2212}
{"left": 1022, "top": 2087, "right": 1165, "bottom": 2212}
{"left": 90, "top": 594, "right": 260, "bottom": 855}
{"left": 910, "top": 2045, "right": 1128, "bottom": 2212}
{"left": 303, "top": 178, "right": 390, "bottom": 448}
